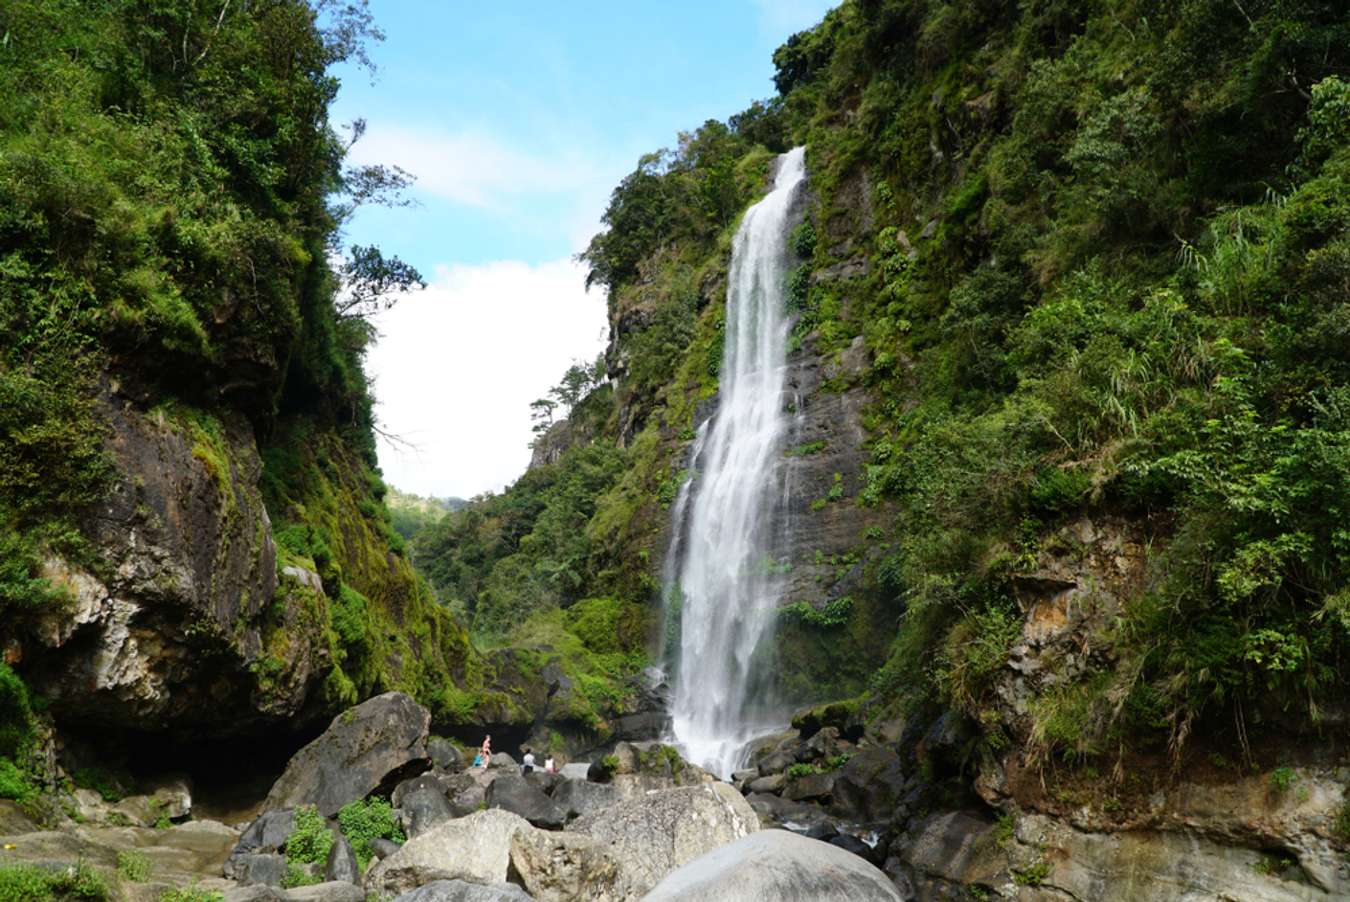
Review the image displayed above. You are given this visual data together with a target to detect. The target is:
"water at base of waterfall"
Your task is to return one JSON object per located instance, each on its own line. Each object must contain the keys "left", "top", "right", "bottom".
{"left": 665, "top": 147, "right": 807, "bottom": 777}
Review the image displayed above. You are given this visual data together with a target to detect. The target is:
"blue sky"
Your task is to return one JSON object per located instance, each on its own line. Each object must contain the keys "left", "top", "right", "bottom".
{"left": 340, "top": 1, "right": 836, "bottom": 498}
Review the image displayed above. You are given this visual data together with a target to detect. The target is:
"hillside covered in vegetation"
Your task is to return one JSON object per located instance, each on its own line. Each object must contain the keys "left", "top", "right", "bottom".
{"left": 414, "top": 0, "right": 1350, "bottom": 810}
{"left": 0, "top": 0, "right": 483, "bottom": 806}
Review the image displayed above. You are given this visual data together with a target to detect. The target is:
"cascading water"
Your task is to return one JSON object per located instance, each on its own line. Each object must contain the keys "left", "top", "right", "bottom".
{"left": 666, "top": 146, "right": 807, "bottom": 777}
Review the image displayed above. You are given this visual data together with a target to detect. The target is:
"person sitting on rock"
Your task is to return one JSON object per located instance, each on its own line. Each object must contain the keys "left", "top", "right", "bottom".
{"left": 521, "top": 747, "right": 536, "bottom": 775}
{"left": 472, "top": 751, "right": 483, "bottom": 768}
{"left": 544, "top": 755, "right": 556, "bottom": 774}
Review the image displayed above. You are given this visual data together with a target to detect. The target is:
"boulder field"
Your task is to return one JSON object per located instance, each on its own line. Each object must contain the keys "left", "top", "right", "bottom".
{"left": 0, "top": 692, "right": 896, "bottom": 901}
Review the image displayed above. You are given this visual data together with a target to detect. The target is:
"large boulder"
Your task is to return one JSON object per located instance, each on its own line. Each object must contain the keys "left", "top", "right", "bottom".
{"left": 363, "top": 809, "right": 531, "bottom": 898}
{"left": 325, "top": 834, "right": 360, "bottom": 884}
{"left": 390, "top": 880, "right": 536, "bottom": 902}
{"left": 565, "top": 783, "right": 758, "bottom": 895}
{"left": 225, "top": 810, "right": 295, "bottom": 879}
{"left": 393, "top": 772, "right": 472, "bottom": 809}
{"left": 403, "top": 788, "right": 456, "bottom": 838}
{"left": 426, "top": 737, "right": 464, "bottom": 772}
{"left": 485, "top": 774, "right": 566, "bottom": 830}
{"left": 264, "top": 692, "right": 431, "bottom": 816}
{"left": 507, "top": 827, "right": 628, "bottom": 902}
{"left": 551, "top": 778, "right": 619, "bottom": 821}
{"left": 784, "top": 770, "right": 836, "bottom": 803}
{"left": 831, "top": 747, "right": 905, "bottom": 824}
{"left": 642, "top": 829, "right": 903, "bottom": 901}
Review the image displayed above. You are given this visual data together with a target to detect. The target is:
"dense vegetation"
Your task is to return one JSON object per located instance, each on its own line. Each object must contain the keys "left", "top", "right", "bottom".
{"left": 413, "top": 0, "right": 1350, "bottom": 776}
{"left": 0, "top": 0, "right": 467, "bottom": 800}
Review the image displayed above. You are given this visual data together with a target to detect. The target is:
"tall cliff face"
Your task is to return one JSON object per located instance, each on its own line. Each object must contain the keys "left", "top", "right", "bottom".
{"left": 0, "top": 0, "right": 477, "bottom": 794}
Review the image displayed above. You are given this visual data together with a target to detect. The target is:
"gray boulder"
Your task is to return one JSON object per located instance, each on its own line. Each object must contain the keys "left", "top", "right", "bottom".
{"left": 427, "top": 737, "right": 463, "bottom": 772}
{"left": 565, "top": 782, "right": 758, "bottom": 895}
{"left": 488, "top": 752, "right": 517, "bottom": 769}
{"left": 393, "top": 772, "right": 468, "bottom": 808}
{"left": 831, "top": 747, "right": 905, "bottom": 824}
{"left": 223, "top": 887, "right": 288, "bottom": 902}
{"left": 747, "top": 773, "right": 786, "bottom": 795}
{"left": 404, "top": 787, "right": 456, "bottom": 837}
{"left": 231, "top": 852, "right": 288, "bottom": 887}
{"left": 745, "top": 792, "right": 834, "bottom": 832}
{"left": 551, "top": 778, "right": 619, "bottom": 821}
{"left": 486, "top": 774, "right": 566, "bottom": 829}
{"left": 225, "top": 810, "right": 295, "bottom": 879}
{"left": 390, "top": 880, "right": 536, "bottom": 902}
{"left": 264, "top": 692, "right": 431, "bottom": 816}
{"left": 369, "top": 837, "right": 403, "bottom": 860}
{"left": 449, "top": 783, "right": 486, "bottom": 817}
{"left": 285, "top": 883, "right": 366, "bottom": 902}
{"left": 507, "top": 828, "right": 628, "bottom": 901}
{"left": 363, "top": 809, "right": 531, "bottom": 898}
{"left": 642, "top": 829, "right": 903, "bottom": 901}
{"left": 325, "top": 833, "right": 360, "bottom": 884}
{"left": 784, "top": 770, "right": 835, "bottom": 803}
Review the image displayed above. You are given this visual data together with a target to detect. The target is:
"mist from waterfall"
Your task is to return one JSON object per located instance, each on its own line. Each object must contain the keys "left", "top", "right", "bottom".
{"left": 666, "top": 146, "right": 807, "bottom": 777}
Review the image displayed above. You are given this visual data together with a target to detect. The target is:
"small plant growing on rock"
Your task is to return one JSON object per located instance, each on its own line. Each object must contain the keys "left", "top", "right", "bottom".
{"left": 117, "top": 850, "right": 151, "bottom": 882}
{"left": 1269, "top": 767, "right": 1297, "bottom": 793}
{"left": 0, "top": 862, "right": 111, "bottom": 900}
{"left": 786, "top": 763, "right": 819, "bottom": 779}
{"left": 1012, "top": 858, "right": 1050, "bottom": 886}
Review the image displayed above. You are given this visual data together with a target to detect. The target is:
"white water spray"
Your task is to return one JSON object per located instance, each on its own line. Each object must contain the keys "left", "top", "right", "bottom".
{"left": 668, "top": 147, "right": 807, "bottom": 777}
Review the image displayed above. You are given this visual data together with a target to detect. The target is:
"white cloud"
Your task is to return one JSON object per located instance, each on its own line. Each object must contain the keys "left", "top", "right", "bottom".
{"left": 348, "top": 124, "right": 604, "bottom": 211}
{"left": 366, "top": 257, "right": 608, "bottom": 499}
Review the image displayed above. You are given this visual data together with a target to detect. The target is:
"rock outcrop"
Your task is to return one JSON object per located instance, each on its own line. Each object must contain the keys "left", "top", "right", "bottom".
{"left": 263, "top": 692, "right": 431, "bottom": 816}
{"left": 363, "top": 809, "right": 531, "bottom": 898}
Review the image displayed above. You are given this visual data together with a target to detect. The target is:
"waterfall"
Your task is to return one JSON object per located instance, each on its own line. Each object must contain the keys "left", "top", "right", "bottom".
{"left": 667, "top": 146, "right": 807, "bottom": 777}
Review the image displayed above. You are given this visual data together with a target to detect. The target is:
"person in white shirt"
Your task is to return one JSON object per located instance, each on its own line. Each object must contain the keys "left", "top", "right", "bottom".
{"left": 521, "top": 748, "right": 536, "bottom": 775}
{"left": 543, "top": 756, "right": 556, "bottom": 774}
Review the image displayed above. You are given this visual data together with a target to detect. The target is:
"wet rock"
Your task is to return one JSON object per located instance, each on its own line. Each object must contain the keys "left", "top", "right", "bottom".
{"left": 799, "top": 727, "right": 847, "bottom": 763}
{"left": 831, "top": 747, "right": 905, "bottom": 824}
{"left": 747, "top": 773, "right": 786, "bottom": 794}
{"left": 829, "top": 833, "right": 883, "bottom": 867}
{"left": 403, "top": 788, "right": 456, "bottom": 838}
{"left": 485, "top": 774, "right": 565, "bottom": 830}
{"left": 783, "top": 770, "right": 836, "bottom": 803}
{"left": 363, "top": 809, "right": 531, "bottom": 898}
{"left": 507, "top": 827, "right": 629, "bottom": 901}
{"left": 565, "top": 783, "right": 758, "bottom": 895}
{"left": 264, "top": 692, "right": 431, "bottom": 816}
{"left": 427, "top": 737, "right": 463, "bottom": 772}
{"left": 643, "top": 829, "right": 903, "bottom": 901}
{"left": 390, "top": 880, "right": 536, "bottom": 902}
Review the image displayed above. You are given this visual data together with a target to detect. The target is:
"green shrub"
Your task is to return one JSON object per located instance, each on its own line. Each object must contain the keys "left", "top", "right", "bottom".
{"left": 284, "top": 805, "right": 333, "bottom": 869}
{"left": 159, "top": 887, "right": 223, "bottom": 902}
{"left": 116, "top": 850, "right": 151, "bottom": 883}
{"left": 336, "top": 798, "right": 403, "bottom": 872}
{"left": 0, "top": 862, "right": 110, "bottom": 901}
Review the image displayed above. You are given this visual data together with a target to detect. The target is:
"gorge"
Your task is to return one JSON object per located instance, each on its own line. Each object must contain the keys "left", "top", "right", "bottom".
{"left": 3, "top": 0, "right": 1350, "bottom": 900}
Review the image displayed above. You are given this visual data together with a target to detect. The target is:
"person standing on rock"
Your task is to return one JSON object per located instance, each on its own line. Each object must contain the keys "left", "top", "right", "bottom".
{"left": 521, "top": 747, "right": 536, "bottom": 775}
{"left": 480, "top": 734, "right": 491, "bottom": 764}
{"left": 544, "top": 755, "right": 556, "bottom": 774}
